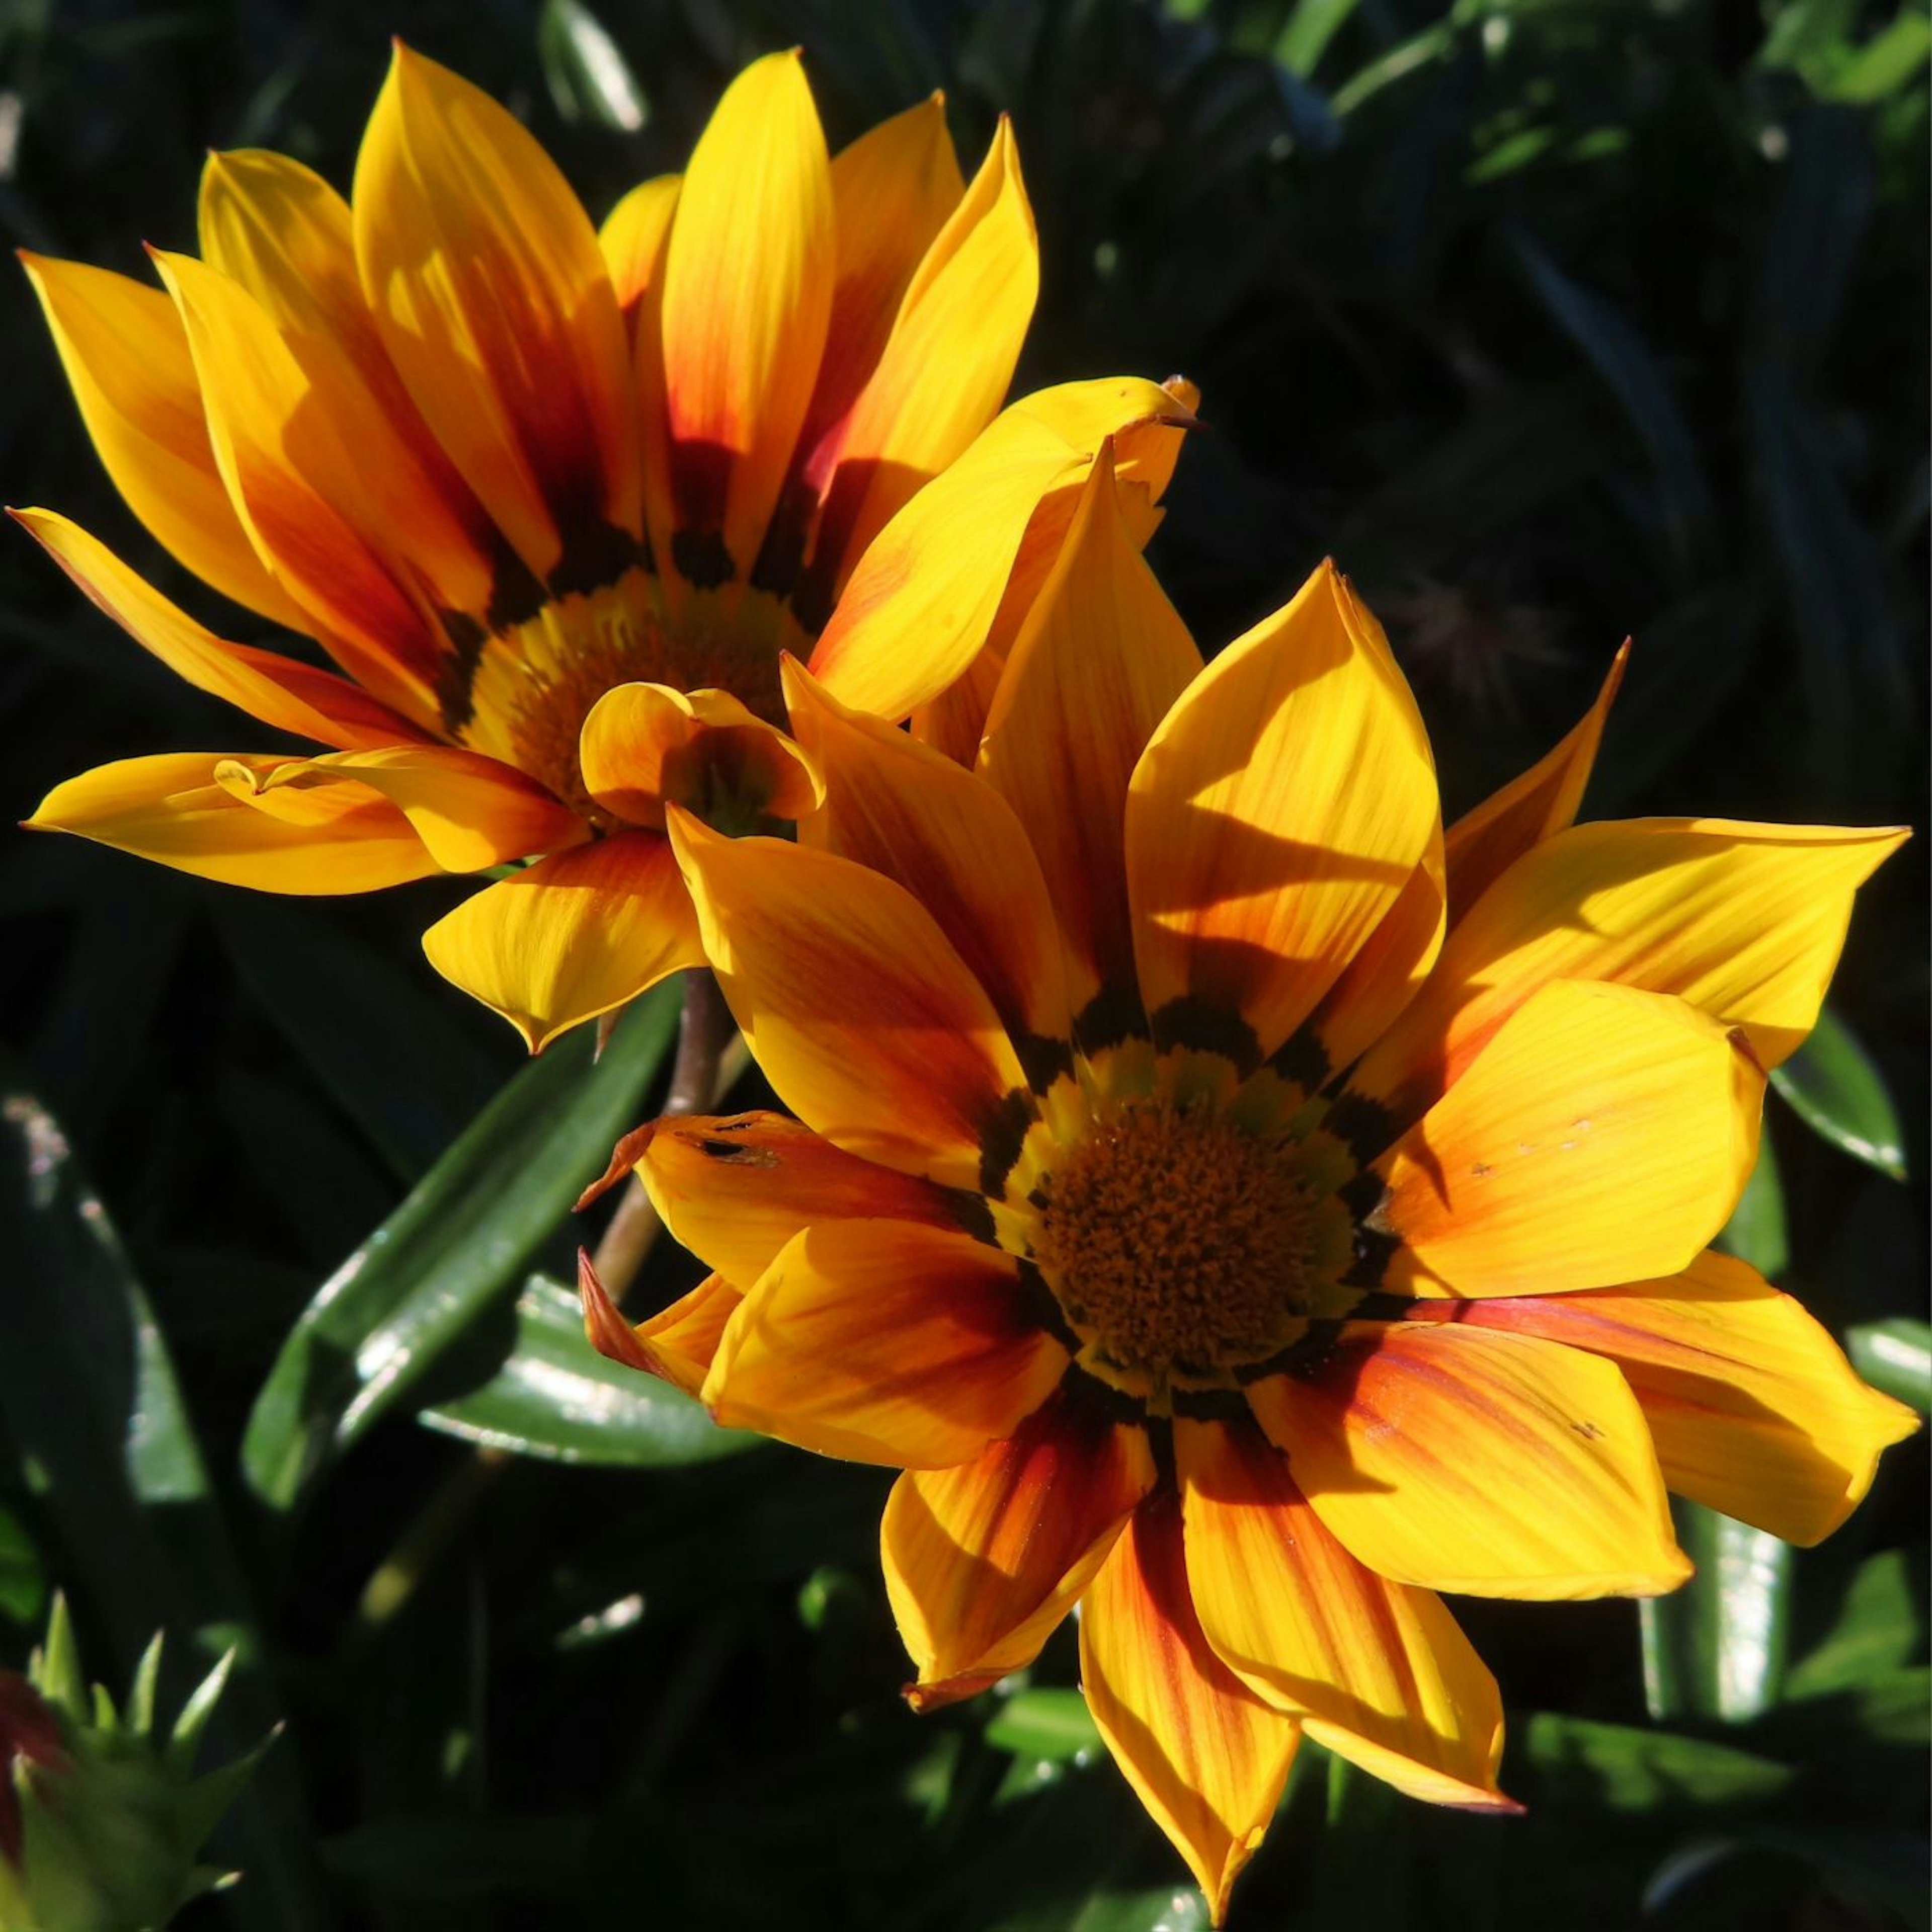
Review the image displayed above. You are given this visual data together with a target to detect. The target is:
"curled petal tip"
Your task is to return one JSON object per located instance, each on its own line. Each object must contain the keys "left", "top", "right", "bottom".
{"left": 574, "top": 1120, "right": 658, "bottom": 1212}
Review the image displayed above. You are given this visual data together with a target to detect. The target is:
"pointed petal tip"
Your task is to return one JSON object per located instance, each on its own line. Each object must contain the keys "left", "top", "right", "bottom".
{"left": 577, "top": 1247, "right": 654, "bottom": 1371}
{"left": 901, "top": 1671, "right": 1001, "bottom": 1715}
{"left": 574, "top": 1120, "right": 658, "bottom": 1212}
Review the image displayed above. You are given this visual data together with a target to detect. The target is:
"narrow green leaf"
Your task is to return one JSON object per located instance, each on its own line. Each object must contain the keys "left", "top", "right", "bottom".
{"left": 126, "top": 1630, "right": 164, "bottom": 1739}
{"left": 168, "top": 1649, "right": 240, "bottom": 1776}
{"left": 1274, "top": 0, "right": 1362, "bottom": 77}
{"left": 538, "top": 0, "right": 648, "bottom": 130}
{"left": 242, "top": 987, "right": 681, "bottom": 1513}
{"left": 0, "top": 1502, "right": 48, "bottom": 1626}
{"left": 1827, "top": 10, "right": 1932, "bottom": 101}
{"left": 1786, "top": 1549, "right": 1926, "bottom": 1699}
{"left": 1846, "top": 1319, "right": 1932, "bottom": 1414}
{"left": 1641, "top": 1503, "right": 1791, "bottom": 1724}
{"left": 419, "top": 1274, "right": 761, "bottom": 1467}
{"left": 34, "top": 1593, "right": 84, "bottom": 1713}
{"left": 984, "top": 1688, "right": 1104, "bottom": 1763}
{"left": 1522, "top": 1712, "right": 1795, "bottom": 1810}
{"left": 1769, "top": 1007, "right": 1908, "bottom": 1180}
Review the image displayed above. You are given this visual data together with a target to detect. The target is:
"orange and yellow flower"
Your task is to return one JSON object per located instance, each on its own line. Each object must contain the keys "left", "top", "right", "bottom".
{"left": 19, "top": 45, "right": 1191, "bottom": 1048}
{"left": 581, "top": 454, "right": 1915, "bottom": 1919}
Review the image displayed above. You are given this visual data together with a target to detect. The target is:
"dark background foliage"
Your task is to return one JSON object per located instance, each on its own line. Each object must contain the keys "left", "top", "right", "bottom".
{"left": 0, "top": 0, "right": 1925, "bottom": 1926}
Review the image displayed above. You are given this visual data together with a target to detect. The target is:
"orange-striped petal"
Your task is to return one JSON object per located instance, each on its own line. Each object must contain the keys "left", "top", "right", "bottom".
{"left": 1442, "top": 643, "right": 1627, "bottom": 920}
{"left": 1347, "top": 818, "right": 1908, "bottom": 1125}
{"left": 1250, "top": 1323, "right": 1690, "bottom": 1599}
{"left": 26, "top": 752, "right": 436, "bottom": 893}
{"left": 883, "top": 1386, "right": 1153, "bottom": 1710}
{"left": 1365, "top": 980, "right": 1764, "bottom": 1299}
{"left": 354, "top": 44, "right": 640, "bottom": 582}
{"left": 21, "top": 252, "right": 308, "bottom": 629}
{"left": 579, "top": 682, "right": 821, "bottom": 830}
{"left": 976, "top": 446, "right": 1201, "bottom": 1024}
{"left": 599, "top": 174, "right": 680, "bottom": 318}
{"left": 1126, "top": 561, "right": 1440, "bottom": 1069}
{"left": 580, "top": 1250, "right": 739, "bottom": 1400}
{"left": 702, "top": 1220, "right": 1067, "bottom": 1469}
{"left": 627, "top": 1110, "right": 967, "bottom": 1291}
{"left": 12, "top": 510, "right": 424, "bottom": 751}
{"left": 1409, "top": 1250, "right": 1922, "bottom": 1546}
{"left": 602, "top": 174, "right": 681, "bottom": 565}
{"left": 784, "top": 659, "right": 1070, "bottom": 1056}
{"left": 659, "top": 51, "right": 832, "bottom": 590}
{"left": 1176, "top": 1417, "right": 1511, "bottom": 1809}
{"left": 422, "top": 829, "right": 701, "bottom": 1052}
{"left": 806, "top": 375, "right": 1194, "bottom": 722}
{"left": 1080, "top": 1487, "right": 1299, "bottom": 1925}
{"left": 669, "top": 809, "right": 1028, "bottom": 1189}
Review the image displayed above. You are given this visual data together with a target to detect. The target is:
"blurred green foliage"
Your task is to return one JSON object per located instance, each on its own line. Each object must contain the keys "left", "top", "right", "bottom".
{"left": 0, "top": 0, "right": 1923, "bottom": 1925}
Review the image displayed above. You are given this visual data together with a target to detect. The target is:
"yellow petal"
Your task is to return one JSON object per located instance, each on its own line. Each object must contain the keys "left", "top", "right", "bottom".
{"left": 627, "top": 1110, "right": 969, "bottom": 1290}
{"left": 883, "top": 1388, "right": 1153, "bottom": 1709}
{"left": 703, "top": 1220, "right": 1067, "bottom": 1468}
{"left": 20, "top": 252, "right": 308, "bottom": 628}
{"left": 659, "top": 51, "right": 832, "bottom": 590}
{"left": 806, "top": 375, "right": 1194, "bottom": 722}
{"left": 354, "top": 43, "right": 640, "bottom": 583}
{"left": 599, "top": 174, "right": 681, "bottom": 318}
{"left": 806, "top": 116, "right": 1035, "bottom": 586}
{"left": 1177, "top": 1417, "right": 1513, "bottom": 1809}
{"left": 422, "top": 829, "right": 701, "bottom": 1053}
{"left": 578, "top": 681, "right": 822, "bottom": 830}
{"left": 1125, "top": 561, "right": 1440, "bottom": 1069}
{"left": 261, "top": 745, "right": 586, "bottom": 872}
{"left": 27, "top": 752, "right": 436, "bottom": 893}
{"left": 784, "top": 658, "right": 1071, "bottom": 1055}
{"left": 668, "top": 808, "right": 1028, "bottom": 1189}
{"left": 976, "top": 445, "right": 1202, "bottom": 1023}
{"left": 1080, "top": 1489, "right": 1300, "bottom": 1926}
{"left": 1250, "top": 1323, "right": 1691, "bottom": 1599}
{"left": 1347, "top": 818, "right": 1909, "bottom": 1125}
{"left": 1366, "top": 980, "right": 1764, "bottom": 1299}
{"left": 1414, "top": 1250, "right": 1922, "bottom": 1545}
{"left": 12, "top": 510, "right": 424, "bottom": 751}
{"left": 580, "top": 1251, "right": 739, "bottom": 1400}
{"left": 1443, "top": 642, "right": 1628, "bottom": 920}
{"left": 601, "top": 174, "right": 682, "bottom": 568}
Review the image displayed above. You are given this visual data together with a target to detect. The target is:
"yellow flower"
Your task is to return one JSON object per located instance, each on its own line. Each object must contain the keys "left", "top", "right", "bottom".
{"left": 583, "top": 455, "right": 1915, "bottom": 1921}
{"left": 20, "top": 45, "right": 1192, "bottom": 1049}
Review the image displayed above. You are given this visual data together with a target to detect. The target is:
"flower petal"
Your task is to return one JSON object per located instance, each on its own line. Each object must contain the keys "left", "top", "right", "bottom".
{"left": 598, "top": 174, "right": 680, "bottom": 318}
{"left": 1442, "top": 643, "right": 1627, "bottom": 921}
{"left": 1364, "top": 979, "right": 1764, "bottom": 1299}
{"left": 1408, "top": 1250, "right": 1922, "bottom": 1546}
{"left": 1346, "top": 818, "right": 1908, "bottom": 1126}
{"left": 20, "top": 252, "right": 308, "bottom": 628}
{"left": 354, "top": 43, "right": 640, "bottom": 582}
{"left": 1125, "top": 561, "right": 1440, "bottom": 1071}
{"left": 1080, "top": 1487, "right": 1300, "bottom": 1925}
{"left": 659, "top": 51, "right": 832, "bottom": 590}
{"left": 883, "top": 1384, "right": 1154, "bottom": 1710}
{"left": 266, "top": 745, "right": 586, "bottom": 872}
{"left": 1250, "top": 1323, "right": 1690, "bottom": 1598}
{"left": 626, "top": 1110, "right": 968, "bottom": 1290}
{"left": 784, "top": 659, "right": 1070, "bottom": 1055}
{"left": 26, "top": 752, "right": 436, "bottom": 893}
{"left": 12, "top": 510, "right": 426, "bottom": 751}
{"left": 976, "top": 446, "right": 1201, "bottom": 1025}
{"left": 669, "top": 809, "right": 1028, "bottom": 1188}
{"left": 703, "top": 1220, "right": 1067, "bottom": 1469}
{"left": 805, "top": 375, "right": 1194, "bottom": 722}
{"left": 601, "top": 175, "right": 682, "bottom": 565}
{"left": 422, "top": 829, "right": 701, "bottom": 1052}
{"left": 579, "top": 681, "right": 822, "bottom": 829}
{"left": 1176, "top": 1417, "right": 1511, "bottom": 1809}
{"left": 580, "top": 1249, "right": 739, "bottom": 1400}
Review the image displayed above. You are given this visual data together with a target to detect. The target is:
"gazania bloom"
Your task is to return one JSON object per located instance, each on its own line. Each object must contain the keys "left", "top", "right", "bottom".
{"left": 19, "top": 46, "right": 1189, "bottom": 1048}
{"left": 582, "top": 456, "right": 1915, "bottom": 1919}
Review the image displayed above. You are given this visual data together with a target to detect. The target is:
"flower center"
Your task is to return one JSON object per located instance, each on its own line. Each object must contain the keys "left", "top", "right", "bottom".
{"left": 1029, "top": 1101, "right": 1353, "bottom": 1395}
{"left": 456, "top": 568, "right": 801, "bottom": 822}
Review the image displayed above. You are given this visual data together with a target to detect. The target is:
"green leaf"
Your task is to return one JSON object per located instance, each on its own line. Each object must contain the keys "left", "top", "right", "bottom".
{"left": 419, "top": 1274, "right": 761, "bottom": 1467}
{"left": 1640, "top": 1503, "right": 1792, "bottom": 1724}
{"left": 1769, "top": 1007, "right": 1908, "bottom": 1180}
{"left": 984, "top": 1688, "right": 1104, "bottom": 1763}
{"left": 1846, "top": 1318, "right": 1932, "bottom": 1414}
{"left": 1827, "top": 9, "right": 1932, "bottom": 101}
{"left": 1273, "top": 0, "right": 1363, "bottom": 77}
{"left": 1715, "top": 1128, "right": 1791, "bottom": 1278}
{"left": 241, "top": 987, "right": 681, "bottom": 1514}
{"left": 1522, "top": 1713, "right": 1795, "bottom": 1810}
{"left": 538, "top": 0, "right": 648, "bottom": 130}
{"left": 0, "top": 1501, "right": 48, "bottom": 1626}
{"left": 1786, "top": 1549, "right": 1926, "bottom": 1699}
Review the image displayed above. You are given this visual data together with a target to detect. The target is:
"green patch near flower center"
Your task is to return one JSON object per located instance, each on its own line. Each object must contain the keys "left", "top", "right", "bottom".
{"left": 1029, "top": 1100, "right": 1355, "bottom": 1401}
